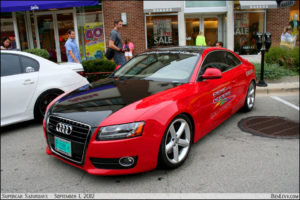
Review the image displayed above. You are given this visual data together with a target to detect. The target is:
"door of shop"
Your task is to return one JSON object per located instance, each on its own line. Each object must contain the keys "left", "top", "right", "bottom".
{"left": 185, "top": 15, "right": 224, "bottom": 47}
{"left": 34, "top": 10, "right": 75, "bottom": 62}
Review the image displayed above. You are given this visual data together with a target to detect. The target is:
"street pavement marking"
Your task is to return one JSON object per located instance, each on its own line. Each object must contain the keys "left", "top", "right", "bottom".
{"left": 271, "top": 96, "right": 299, "bottom": 111}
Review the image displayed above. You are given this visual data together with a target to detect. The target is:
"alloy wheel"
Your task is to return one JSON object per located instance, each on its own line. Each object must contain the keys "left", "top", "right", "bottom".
{"left": 247, "top": 82, "right": 255, "bottom": 109}
{"left": 164, "top": 118, "right": 191, "bottom": 164}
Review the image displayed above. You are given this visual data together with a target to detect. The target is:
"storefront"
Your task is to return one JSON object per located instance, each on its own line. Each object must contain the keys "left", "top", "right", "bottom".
{"left": 0, "top": 0, "right": 104, "bottom": 62}
{"left": 144, "top": 1, "right": 228, "bottom": 49}
{"left": 184, "top": 1, "right": 227, "bottom": 47}
{"left": 233, "top": 1, "right": 267, "bottom": 55}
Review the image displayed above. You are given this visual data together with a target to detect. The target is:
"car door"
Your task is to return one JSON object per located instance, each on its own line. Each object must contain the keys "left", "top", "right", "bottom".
{"left": 195, "top": 50, "right": 236, "bottom": 133}
{"left": 224, "top": 51, "right": 247, "bottom": 112}
{"left": 1, "top": 53, "right": 39, "bottom": 122}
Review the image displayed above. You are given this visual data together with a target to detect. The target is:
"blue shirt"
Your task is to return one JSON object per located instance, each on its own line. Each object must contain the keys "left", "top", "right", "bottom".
{"left": 65, "top": 38, "right": 81, "bottom": 63}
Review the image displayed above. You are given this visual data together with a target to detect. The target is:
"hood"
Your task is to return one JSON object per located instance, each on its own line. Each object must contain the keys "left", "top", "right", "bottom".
{"left": 50, "top": 78, "right": 183, "bottom": 127}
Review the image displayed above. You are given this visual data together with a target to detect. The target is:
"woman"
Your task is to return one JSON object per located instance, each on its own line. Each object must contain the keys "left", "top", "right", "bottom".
{"left": 1, "top": 37, "right": 11, "bottom": 50}
{"left": 195, "top": 31, "right": 206, "bottom": 46}
{"left": 123, "top": 38, "right": 134, "bottom": 61}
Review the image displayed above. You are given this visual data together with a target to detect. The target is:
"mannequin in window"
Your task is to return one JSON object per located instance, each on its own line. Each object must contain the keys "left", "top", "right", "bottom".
{"left": 280, "top": 25, "right": 296, "bottom": 49}
{"left": 289, "top": 14, "right": 299, "bottom": 36}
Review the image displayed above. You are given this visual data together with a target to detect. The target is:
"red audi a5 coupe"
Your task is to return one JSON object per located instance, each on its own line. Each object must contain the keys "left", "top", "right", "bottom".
{"left": 43, "top": 47, "right": 256, "bottom": 175}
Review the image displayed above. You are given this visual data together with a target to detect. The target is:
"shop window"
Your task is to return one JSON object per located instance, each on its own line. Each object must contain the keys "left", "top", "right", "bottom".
{"left": 16, "top": 12, "right": 29, "bottom": 50}
{"left": 234, "top": 12, "right": 265, "bottom": 55}
{"left": 57, "top": 13, "right": 74, "bottom": 62}
{"left": 146, "top": 15, "right": 178, "bottom": 49}
{"left": 0, "top": 13, "right": 16, "bottom": 49}
{"left": 289, "top": 1, "right": 299, "bottom": 42}
{"left": 76, "top": 6, "right": 104, "bottom": 61}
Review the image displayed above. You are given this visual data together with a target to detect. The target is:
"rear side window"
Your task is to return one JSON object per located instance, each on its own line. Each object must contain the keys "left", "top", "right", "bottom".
{"left": 225, "top": 52, "right": 241, "bottom": 68}
{"left": 20, "top": 55, "right": 39, "bottom": 73}
{"left": 0, "top": 54, "right": 22, "bottom": 77}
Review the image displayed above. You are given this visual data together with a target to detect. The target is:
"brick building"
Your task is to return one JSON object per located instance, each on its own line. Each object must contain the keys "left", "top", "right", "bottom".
{"left": 102, "top": 1, "right": 145, "bottom": 55}
{"left": 1, "top": 0, "right": 299, "bottom": 62}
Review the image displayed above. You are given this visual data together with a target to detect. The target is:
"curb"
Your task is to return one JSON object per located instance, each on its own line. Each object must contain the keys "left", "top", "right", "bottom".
{"left": 256, "top": 82, "right": 299, "bottom": 95}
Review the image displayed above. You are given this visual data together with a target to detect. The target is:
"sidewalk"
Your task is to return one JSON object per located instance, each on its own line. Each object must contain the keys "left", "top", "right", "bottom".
{"left": 240, "top": 55, "right": 299, "bottom": 95}
{"left": 256, "top": 76, "right": 299, "bottom": 95}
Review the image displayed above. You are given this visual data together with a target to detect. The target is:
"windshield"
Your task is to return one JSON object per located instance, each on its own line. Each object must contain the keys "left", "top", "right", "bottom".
{"left": 112, "top": 53, "right": 199, "bottom": 83}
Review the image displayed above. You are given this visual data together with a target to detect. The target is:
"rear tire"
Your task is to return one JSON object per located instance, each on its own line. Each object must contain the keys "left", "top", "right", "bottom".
{"left": 242, "top": 81, "right": 256, "bottom": 112}
{"left": 34, "top": 89, "right": 63, "bottom": 121}
{"left": 158, "top": 114, "right": 193, "bottom": 169}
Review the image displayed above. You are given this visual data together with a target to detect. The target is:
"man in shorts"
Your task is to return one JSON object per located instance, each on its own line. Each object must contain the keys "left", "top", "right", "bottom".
{"left": 108, "top": 19, "right": 126, "bottom": 66}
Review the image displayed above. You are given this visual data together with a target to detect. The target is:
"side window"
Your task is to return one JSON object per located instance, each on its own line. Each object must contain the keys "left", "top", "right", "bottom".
{"left": 0, "top": 54, "right": 22, "bottom": 77}
{"left": 199, "top": 51, "right": 228, "bottom": 74}
{"left": 225, "top": 52, "right": 242, "bottom": 68}
{"left": 20, "top": 55, "right": 39, "bottom": 73}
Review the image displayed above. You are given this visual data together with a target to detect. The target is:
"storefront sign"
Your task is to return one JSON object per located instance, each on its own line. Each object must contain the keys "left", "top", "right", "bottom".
{"left": 153, "top": 19, "right": 172, "bottom": 45}
{"left": 234, "top": 13, "right": 249, "bottom": 35}
{"left": 30, "top": 5, "right": 39, "bottom": 10}
{"left": 144, "top": 8, "right": 181, "bottom": 13}
{"left": 84, "top": 22, "right": 105, "bottom": 60}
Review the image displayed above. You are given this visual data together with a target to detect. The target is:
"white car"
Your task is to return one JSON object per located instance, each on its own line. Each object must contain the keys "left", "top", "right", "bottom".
{"left": 1, "top": 50, "right": 89, "bottom": 127}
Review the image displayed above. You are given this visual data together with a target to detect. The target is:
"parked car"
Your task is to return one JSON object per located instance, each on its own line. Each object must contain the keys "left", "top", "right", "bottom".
{"left": 43, "top": 47, "right": 256, "bottom": 175}
{"left": 0, "top": 50, "right": 89, "bottom": 127}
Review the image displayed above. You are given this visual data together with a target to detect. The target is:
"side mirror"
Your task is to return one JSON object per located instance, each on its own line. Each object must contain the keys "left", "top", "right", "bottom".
{"left": 201, "top": 68, "right": 222, "bottom": 80}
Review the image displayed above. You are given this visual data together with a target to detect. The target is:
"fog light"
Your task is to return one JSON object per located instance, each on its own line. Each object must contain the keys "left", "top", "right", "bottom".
{"left": 119, "top": 156, "right": 135, "bottom": 167}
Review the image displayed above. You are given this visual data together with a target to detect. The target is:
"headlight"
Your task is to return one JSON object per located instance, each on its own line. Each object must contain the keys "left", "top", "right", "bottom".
{"left": 96, "top": 122, "right": 145, "bottom": 141}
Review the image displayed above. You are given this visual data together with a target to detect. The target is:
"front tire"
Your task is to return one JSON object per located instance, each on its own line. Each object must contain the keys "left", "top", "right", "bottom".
{"left": 158, "top": 114, "right": 193, "bottom": 169}
{"left": 242, "top": 81, "right": 256, "bottom": 112}
{"left": 34, "top": 89, "right": 63, "bottom": 121}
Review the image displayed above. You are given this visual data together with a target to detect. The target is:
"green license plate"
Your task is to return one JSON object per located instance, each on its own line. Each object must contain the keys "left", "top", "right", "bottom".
{"left": 54, "top": 136, "right": 71, "bottom": 157}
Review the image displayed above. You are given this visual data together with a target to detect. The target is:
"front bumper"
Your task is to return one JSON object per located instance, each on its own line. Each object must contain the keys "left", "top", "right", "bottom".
{"left": 43, "top": 116, "right": 162, "bottom": 175}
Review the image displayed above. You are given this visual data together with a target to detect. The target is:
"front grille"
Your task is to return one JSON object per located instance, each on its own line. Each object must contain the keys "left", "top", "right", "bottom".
{"left": 46, "top": 115, "right": 91, "bottom": 165}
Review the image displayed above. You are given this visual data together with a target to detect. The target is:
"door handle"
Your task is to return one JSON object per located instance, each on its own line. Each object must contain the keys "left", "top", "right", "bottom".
{"left": 23, "top": 79, "right": 34, "bottom": 85}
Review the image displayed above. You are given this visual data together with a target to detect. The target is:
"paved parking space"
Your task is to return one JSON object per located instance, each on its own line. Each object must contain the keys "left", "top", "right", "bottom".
{"left": 1, "top": 94, "right": 299, "bottom": 194}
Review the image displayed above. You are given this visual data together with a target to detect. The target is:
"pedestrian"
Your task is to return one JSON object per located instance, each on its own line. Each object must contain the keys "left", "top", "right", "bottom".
{"left": 108, "top": 19, "right": 126, "bottom": 66}
{"left": 1, "top": 37, "right": 11, "bottom": 50}
{"left": 195, "top": 31, "right": 206, "bottom": 46}
{"left": 216, "top": 41, "right": 223, "bottom": 48}
{"left": 65, "top": 29, "right": 81, "bottom": 63}
{"left": 123, "top": 38, "right": 134, "bottom": 61}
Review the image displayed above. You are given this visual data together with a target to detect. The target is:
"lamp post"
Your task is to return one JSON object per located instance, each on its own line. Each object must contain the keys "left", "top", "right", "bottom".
{"left": 256, "top": 32, "right": 272, "bottom": 87}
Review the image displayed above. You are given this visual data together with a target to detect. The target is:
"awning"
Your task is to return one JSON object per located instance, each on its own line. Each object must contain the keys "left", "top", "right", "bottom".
{"left": 1, "top": 1, "right": 99, "bottom": 13}
{"left": 239, "top": 0, "right": 278, "bottom": 9}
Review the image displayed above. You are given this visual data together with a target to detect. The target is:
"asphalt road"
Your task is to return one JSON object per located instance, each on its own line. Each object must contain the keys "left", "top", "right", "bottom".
{"left": 1, "top": 93, "right": 299, "bottom": 194}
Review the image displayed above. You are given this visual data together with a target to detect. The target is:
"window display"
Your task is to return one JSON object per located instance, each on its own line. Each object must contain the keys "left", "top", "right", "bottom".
{"left": 77, "top": 7, "right": 104, "bottom": 61}
{"left": 234, "top": 12, "right": 265, "bottom": 55}
{"left": 146, "top": 15, "right": 178, "bottom": 49}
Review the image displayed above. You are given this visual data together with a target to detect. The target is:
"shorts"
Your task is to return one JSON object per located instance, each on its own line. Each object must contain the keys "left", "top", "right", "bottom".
{"left": 113, "top": 51, "right": 126, "bottom": 66}
{"left": 125, "top": 52, "right": 133, "bottom": 57}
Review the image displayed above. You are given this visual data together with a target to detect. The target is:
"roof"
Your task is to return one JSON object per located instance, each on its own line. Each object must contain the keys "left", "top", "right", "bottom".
{"left": 145, "top": 46, "right": 209, "bottom": 55}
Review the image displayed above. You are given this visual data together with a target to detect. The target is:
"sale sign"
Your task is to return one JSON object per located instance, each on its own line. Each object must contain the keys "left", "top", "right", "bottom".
{"left": 84, "top": 22, "right": 105, "bottom": 60}
{"left": 153, "top": 19, "right": 173, "bottom": 45}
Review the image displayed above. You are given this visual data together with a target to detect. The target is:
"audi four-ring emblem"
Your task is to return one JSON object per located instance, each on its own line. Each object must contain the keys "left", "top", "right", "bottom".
{"left": 56, "top": 122, "right": 72, "bottom": 135}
